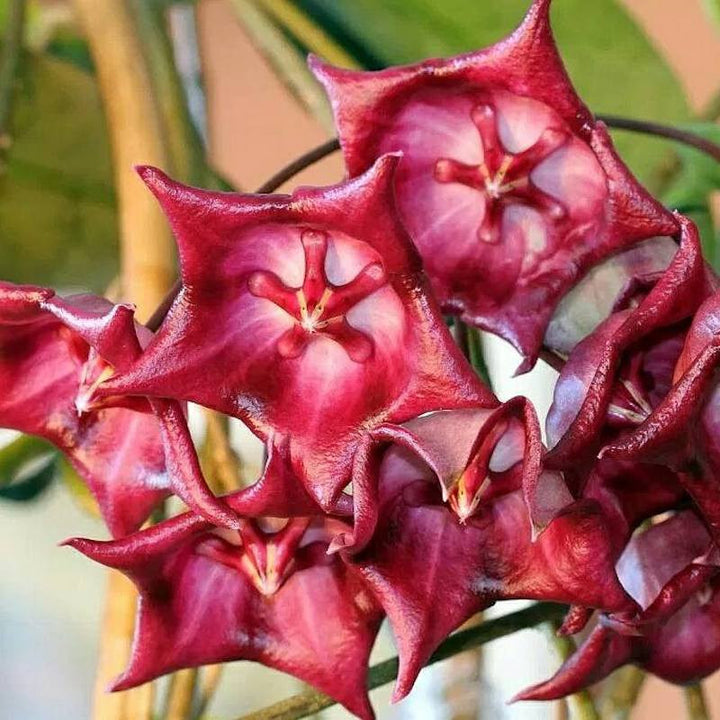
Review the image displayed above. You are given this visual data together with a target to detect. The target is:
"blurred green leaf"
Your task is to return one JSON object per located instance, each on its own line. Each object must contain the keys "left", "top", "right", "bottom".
{"left": 663, "top": 123, "right": 720, "bottom": 269}
{"left": 0, "top": 433, "right": 57, "bottom": 502}
{"left": 1, "top": 50, "right": 118, "bottom": 291}
{"left": 57, "top": 454, "right": 101, "bottom": 518}
{"left": 287, "top": 0, "right": 689, "bottom": 182}
{"left": 703, "top": 0, "right": 720, "bottom": 28}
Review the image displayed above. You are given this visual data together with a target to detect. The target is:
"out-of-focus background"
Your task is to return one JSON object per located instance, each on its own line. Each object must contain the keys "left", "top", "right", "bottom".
{"left": 1, "top": 1, "right": 720, "bottom": 718}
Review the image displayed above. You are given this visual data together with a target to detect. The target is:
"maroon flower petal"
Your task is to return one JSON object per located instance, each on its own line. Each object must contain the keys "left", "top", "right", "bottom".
{"left": 100, "top": 156, "right": 490, "bottom": 511}
{"left": 518, "top": 513, "right": 720, "bottom": 700}
{"left": 546, "top": 216, "right": 705, "bottom": 468}
{"left": 343, "top": 407, "right": 632, "bottom": 700}
{"left": 0, "top": 284, "right": 168, "bottom": 535}
{"left": 67, "top": 510, "right": 382, "bottom": 720}
{"left": 311, "top": 0, "right": 678, "bottom": 369}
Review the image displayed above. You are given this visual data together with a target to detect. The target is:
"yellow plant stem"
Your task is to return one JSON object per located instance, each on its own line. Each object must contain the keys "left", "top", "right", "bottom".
{"left": 74, "top": 0, "right": 175, "bottom": 321}
{"left": 72, "top": 2, "right": 176, "bottom": 719}
{"left": 250, "top": 0, "right": 359, "bottom": 69}
{"left": 92, "top": 572, "right": 153, "bottom": 720}
{"left": 165, "top": 669, "right": 198, "bottom": 720}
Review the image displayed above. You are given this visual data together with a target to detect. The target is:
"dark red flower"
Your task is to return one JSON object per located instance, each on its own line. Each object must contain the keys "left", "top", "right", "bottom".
{"left": 601, "top": 287, "right": 720, "bottom": 543}
{"left": 515, "top": 512, "right": 720, "bottom": 702}
{"left": 66, "top": 485, "right": 383, "bottom": 720}
{"left": 545, "top": 216, "right": 705, "bottom": 469}
{"left": 310, "top": 0, "right": 677, "bottom": 370}
{"left": 100, "top": 155, "right": 491, "bottom": 515}
{"left": 341, "top": 402, "right": 633, "bottom": 700}
{"left": 0, "top": 282, "right": 237, "bottom": 534}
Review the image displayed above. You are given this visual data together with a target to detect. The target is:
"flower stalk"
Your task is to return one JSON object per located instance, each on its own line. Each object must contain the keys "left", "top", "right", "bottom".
{"left": 684, "top": 684, "right": 710, "bottom": 720}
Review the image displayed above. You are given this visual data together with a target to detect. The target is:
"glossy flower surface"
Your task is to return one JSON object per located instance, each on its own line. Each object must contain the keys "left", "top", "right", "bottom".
{"left": 516, "top": 512, "right": 720, "bottom": 701}
{"left": 0, "top": 282, "right": 237, "bottom": 534}
{"left": 344, "top": 403, "right": 633, "bottom": 700}
{"left": 545, "top": 216, "right": 705, "bottom": 468}
{"left": 311, "top": 0, "right": 677, "bottom": 369}
{"left": 102, "top": 155, "right": 491, "bottom": 512}
{"left": 68, "top": 487, "right": 383, "bottom": 720}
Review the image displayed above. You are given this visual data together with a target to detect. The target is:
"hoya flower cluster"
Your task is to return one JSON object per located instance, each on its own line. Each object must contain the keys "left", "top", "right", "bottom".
{"left": 3, "top": 1, "right": 720, "bottom": 717}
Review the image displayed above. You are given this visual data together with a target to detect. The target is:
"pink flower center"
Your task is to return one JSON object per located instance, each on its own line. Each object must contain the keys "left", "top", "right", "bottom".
{"left": 434, "top": 103, "right": 569, "bottom": 243}
{"left": 75, "top": 348, "right": 115, "bottom": 416}
{"left": 448, "top": 419, "right": 509, "bottom": 523}
{"left": 198, "top": 518, "right": 311, "bottom": 596}
{"left": 248, "top": 229, "right": 387, "bottom": 362}
{"left": 608, "top": 353, "right": 654, "bottom": 427}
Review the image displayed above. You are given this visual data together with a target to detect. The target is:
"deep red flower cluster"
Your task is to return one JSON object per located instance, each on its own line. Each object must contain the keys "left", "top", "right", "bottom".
{"left": 3, "top": 1, "right": 720, "bottom": 717}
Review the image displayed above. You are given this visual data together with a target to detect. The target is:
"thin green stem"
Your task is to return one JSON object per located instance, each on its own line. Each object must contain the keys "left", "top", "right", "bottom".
{"left": 237, "top": 603, "right": 565, "bottom": 720}
{"left": 0, "top": 0, "right": 25, "bottom": 159}
{"left": 599, "top": 666, "right": 646, "bottom": 720}
{"left": 548, "top": 623, "right": 600, "bottom": 720}
{"left": 684, "top": 684, "right": 710, "bottom": 720}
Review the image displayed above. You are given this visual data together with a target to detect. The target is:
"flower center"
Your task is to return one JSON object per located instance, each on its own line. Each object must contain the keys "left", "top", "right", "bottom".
{"left": 608, "top": 353, "right": 654, "bottom": 428}
{"left": 198, "top": 518, "right": 311, "bottom": 596}
{"left": 75, "top": 349, "right": 115, "bottom": 416}
{"left": 248, "top": 229, "right": 387, "bottom": 362}
{"left": 434, "top": 103, "right": 569, "bottom": 243}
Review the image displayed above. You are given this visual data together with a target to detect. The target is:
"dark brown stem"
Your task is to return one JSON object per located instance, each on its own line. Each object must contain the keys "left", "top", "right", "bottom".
{"left": 254, "top": 137, "right": 341, "bottom": 193}
{"left": 598, "top": 115, "right": 720, "bottom": 164}
{"left": 145, "top": 137, "right": 342, "bottom": 331}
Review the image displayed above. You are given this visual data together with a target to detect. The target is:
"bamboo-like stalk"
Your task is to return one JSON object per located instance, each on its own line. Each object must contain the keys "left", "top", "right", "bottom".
{"left": 91, "top": 571, "right": 152, "bottom": 720}
{"left": 195, "top": 665, "right": 224, "bottom": 719}
{"left": 164, "top": 669, "right": 198, "bottom": 720}
{"left": 72, "top": 2, "right": 177, "bottom": 718}
{"left": 74, "top": 0, "right": 175, "bottom": 321}
{"left": 684, "top": 684, "right": 711, "bottom": 720}
{"left": 201, "top": 410, "right": 243, "bottom": 494}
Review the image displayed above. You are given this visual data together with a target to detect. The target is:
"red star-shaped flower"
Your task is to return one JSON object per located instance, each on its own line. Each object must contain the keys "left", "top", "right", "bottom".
{"left": 310, "top": 0, "right": 678, "bottom": 370}
{"left": 100, "top": 155, "right": 491, "bottom": 514}
{"left": 342, "top": 402, "right": 633, "bottom": 700}
{"left": 0, "top": 282, "right": 238, "bottom": 534}
{"left": 67, "top": 486, "right": 383, "bottom": 720}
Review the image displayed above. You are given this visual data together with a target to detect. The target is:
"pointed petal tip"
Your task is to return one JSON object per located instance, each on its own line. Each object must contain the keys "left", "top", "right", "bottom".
{"left": 135, "top": 164, "right": 178, "bottom": 199}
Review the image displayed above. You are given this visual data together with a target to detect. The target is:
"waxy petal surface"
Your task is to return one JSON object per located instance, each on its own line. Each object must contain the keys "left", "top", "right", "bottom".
{"left": 101, "top": 156, "right": 491, "bottom": 512}
{"left": 546, "top": 216, "right": 705, "bottom": 468}
{"left": 344, "top": 407, "right": 631, "bottom": 699}
{"left": 67, "top": 503, "right": 382, "bottom": 720}
{"left": 517, "top": 513, "right": 720, "bottom": 701}
{"left": 311, "top": 0, "right": 677, "bottom": 369}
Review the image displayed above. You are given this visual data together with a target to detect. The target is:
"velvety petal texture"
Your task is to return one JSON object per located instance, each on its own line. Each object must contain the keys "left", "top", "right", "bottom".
{"left": 67, "top": 496, "right": 383, "bottom": 720}
{"left": 516, "top": 512, "right": 720, "bottom": 701}
{"left": 0, "top": 282, "right": 237, "bottom": 534}
{"left": 311, "top": 0, "right": 677, "bottom": 369}
{"left": 101, "top": 155, "right": 492, "bottom": 512}
{"left": 343, "top": 404, "right": 633, "bottom": 700}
